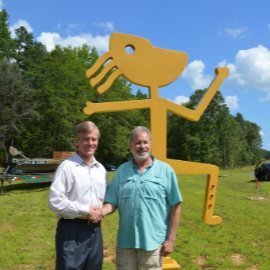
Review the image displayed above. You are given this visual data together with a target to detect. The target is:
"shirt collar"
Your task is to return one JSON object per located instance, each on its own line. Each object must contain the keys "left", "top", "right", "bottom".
{"left": 131, "top": 154, "right": 155, "bottom": 169}
{"left": 73, "top": 151, "right": 99, "bottom": 168}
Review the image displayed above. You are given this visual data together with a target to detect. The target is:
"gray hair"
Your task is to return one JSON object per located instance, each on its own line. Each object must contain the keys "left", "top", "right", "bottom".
{"left": 129, "top": 126, "right": 151, "bottom": 143}
{"left": 74, "top": 121, "right": 100, "bottom": 140}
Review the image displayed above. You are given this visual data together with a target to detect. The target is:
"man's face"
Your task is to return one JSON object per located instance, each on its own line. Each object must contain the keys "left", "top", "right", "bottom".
{"left": 75, "top": 129, "right": 99, "bottom": 160}
{"left": 129, "top": 131, "right": 152, "bottom": 161}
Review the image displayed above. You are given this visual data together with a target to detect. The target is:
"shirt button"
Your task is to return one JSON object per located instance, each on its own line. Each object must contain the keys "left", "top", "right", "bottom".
{"left": 136, "top": 189, "right": 139, "bottom": 191}
{"left": 136, "top": 201, "right": 138, "bottom": 203}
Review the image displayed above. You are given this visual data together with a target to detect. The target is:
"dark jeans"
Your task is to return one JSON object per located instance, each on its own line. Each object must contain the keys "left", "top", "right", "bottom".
{"left": 55, "top": 218, "right": 103, "bottom": 270}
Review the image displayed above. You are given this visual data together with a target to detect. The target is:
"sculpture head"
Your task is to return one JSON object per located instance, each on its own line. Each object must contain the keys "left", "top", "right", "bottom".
{"left": 86, "top": 32, "right": 188, "bottom": 94}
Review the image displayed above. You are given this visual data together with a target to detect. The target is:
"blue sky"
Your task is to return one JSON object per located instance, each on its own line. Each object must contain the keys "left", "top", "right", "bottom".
{"left": 3, "top": 0, "right": 270, "bottom": 150}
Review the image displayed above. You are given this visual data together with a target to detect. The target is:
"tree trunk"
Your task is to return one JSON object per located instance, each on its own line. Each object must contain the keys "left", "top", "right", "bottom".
{"left": 1, "top": 134, "right": 9, "bottom": 164}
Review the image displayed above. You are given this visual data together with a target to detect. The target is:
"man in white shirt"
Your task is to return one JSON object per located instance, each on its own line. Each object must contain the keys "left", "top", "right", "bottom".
{"left": 48, "top": 121, "right": 108, "bottom": 270}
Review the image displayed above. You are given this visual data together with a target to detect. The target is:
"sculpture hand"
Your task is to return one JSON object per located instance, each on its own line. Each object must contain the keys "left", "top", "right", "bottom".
{"left": 83, "top": 101, "right": 95, "bottom": 116}
{"left": 215, "top": 66, "right": 230, "bottom": 78}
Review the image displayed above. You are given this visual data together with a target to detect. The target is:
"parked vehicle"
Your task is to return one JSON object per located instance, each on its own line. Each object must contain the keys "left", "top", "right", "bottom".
{"left": 254, "top": 162, "right": 270, "bottom": 181}
{"left": 104, "top": 164, "right": 117, "bottom": 171}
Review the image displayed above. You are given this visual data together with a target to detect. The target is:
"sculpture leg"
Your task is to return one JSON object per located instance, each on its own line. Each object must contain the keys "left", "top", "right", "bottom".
{"left": 166, "top": 159, "right": 222, "bottom": 225}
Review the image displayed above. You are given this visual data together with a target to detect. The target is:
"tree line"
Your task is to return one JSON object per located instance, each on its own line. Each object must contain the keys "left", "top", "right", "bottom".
{"left": 0, "top": 9, "right": 263, "bottom": 168}
{"left": 262, "top": 149, "right": 270, "bottom": 160}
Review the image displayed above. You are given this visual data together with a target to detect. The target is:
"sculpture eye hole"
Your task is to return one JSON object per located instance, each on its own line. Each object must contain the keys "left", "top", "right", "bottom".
{"left": 125, "top": 44, "right": 135, "bottom": 54}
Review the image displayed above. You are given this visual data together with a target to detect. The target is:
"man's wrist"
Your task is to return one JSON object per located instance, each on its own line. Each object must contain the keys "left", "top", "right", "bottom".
{"left": 166, "top": 236, "right": 176, "bottom": 242}
{"left": 101, "top": 206, "right": 110, "bottom": 216}
{"left": 102, "top": 203, "right": 116, "bottom": 216}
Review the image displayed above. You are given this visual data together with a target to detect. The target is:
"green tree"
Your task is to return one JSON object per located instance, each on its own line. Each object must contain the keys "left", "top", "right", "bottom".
{"left": 167, "top": 90, "right": 263, "bottom": 168}
{"left": 217, "top": 111, "right": 238, "bottom": 169}
{"left": 0, "top": 60, "right": 36, "bottom": 163}
{"left": 13, "top": 26, "right": 47, "bottom": 89}
{"left": 262, "top": 149, "right": 270, "bottom": 160}
{"left": 0, "top": 9, "right": 15, "bottom": 60}
{"left": 19, "top": 45, "right": 90, "bottom": 158}
{"left": 233, "top": 113, "right": 262, "bottom": 166}
{"left": 181, "top": 89, "right": 227, "bottom": 164}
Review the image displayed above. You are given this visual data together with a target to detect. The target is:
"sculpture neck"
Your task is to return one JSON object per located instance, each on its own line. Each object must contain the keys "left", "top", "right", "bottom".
{"left": 149, "top": 85, "right": 159, "bottom": 99}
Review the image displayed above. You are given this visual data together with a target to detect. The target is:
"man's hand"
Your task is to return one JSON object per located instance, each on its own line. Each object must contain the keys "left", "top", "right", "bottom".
{"left": 160, "top": 203, "right": 180, "bottom": 256}
{"left": 87, "top": 206, "right": 104, "bottom": 223}
{"left": 160, "top": 239, "right": 174, "bottom": 257}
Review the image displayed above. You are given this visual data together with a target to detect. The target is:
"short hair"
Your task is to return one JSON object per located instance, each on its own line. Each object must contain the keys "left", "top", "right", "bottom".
{"left": 129, "top": 126, "right": 151, "bottom": 143}
{"left": 74, "top": 121, "right": 100, "bottom": 140}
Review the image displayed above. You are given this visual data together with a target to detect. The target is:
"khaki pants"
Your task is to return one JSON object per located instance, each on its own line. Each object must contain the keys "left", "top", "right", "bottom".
{"left": 116, "top": 245, "right": 163, "bottom": 270}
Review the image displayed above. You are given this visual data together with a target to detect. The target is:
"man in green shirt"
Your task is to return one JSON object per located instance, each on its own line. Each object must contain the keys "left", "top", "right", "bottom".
{"left": 101, "top": 126, "right": 182, "bottom": 270}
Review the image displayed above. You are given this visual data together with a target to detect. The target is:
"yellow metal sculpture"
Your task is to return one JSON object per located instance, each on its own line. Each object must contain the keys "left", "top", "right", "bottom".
{"left": 84, "top": 32, "right": 229, "bottom": 225}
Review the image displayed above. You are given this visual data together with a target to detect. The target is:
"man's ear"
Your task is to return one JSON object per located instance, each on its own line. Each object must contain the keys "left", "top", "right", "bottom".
{"left": 129, "top": 142, "right": 132, "bottom": 150}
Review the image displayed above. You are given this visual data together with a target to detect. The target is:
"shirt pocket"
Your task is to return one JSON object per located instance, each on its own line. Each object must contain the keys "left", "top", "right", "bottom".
{"left": 142, "top": 177, "right": 166, "bottom": 201}
{"left": 119, "top": 177, "right": 134, "bottom": 199}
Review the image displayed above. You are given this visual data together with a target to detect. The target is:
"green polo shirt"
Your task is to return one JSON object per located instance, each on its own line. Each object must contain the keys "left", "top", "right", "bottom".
{"left": 105, "top": 156, "right": 182, "bottom": 251}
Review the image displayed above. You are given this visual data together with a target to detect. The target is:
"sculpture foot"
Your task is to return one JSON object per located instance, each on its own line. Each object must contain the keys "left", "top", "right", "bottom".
{"left": 202, "top": 215, "right": 222, "bottom": 225}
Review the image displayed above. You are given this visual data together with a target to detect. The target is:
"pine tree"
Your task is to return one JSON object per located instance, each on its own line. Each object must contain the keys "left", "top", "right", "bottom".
{"left": 0, "top": 9, "right": 15, "bottom": 60}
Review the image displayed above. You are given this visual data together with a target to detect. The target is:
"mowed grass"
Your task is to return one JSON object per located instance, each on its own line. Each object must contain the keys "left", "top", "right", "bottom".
{"left": 0, "top": 167, "right": 269, "bottom": 270}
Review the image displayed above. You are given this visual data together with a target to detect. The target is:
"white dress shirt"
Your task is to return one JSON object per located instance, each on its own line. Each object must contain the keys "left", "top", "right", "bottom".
{"left": 48, "top": 152, "right": 109, "bottom": 219}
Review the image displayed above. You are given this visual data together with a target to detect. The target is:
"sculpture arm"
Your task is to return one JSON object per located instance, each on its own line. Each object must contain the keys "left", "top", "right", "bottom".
{"left": 165, "top": 67, "right": 229, "bottom": 121}
{"left": 83, "top": 99, "right": 151, "bottom": 116}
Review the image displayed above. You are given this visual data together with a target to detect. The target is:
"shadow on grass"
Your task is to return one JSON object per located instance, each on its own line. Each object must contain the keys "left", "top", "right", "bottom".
{"left": 3, "top": 181, "right": 51, "bottom": 193}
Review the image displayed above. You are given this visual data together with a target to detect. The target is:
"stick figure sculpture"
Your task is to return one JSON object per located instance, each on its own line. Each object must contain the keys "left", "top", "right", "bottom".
{"left": 84, "top": 32, "right": 229, "bottom": 225}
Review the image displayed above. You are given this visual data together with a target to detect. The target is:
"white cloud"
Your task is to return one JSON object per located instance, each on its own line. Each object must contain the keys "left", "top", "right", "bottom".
{"left": 10, "top": 20, "right": 33, "bottom": 38}
{"left": 225, "top": 27, "right": 247, "bottom": 38}
{"left": 180, "top": 45, "right": 270, "bottom": 103}
{"left": 218, "top": 60, "right": 227, "bottom": 67}
{"left": 268, "top": 23, "right": 270, "bottom": 28}
{"left": 0, "top": 0, "right": 3, "bottom": 10}
{"left": 181, "top": 60, "right": 212, "bottom": 90}
{"left": 222, "top": 45, "right": 270, "bottom": 99}
{"left": 259, "top": 130, "right": 265, "bottom": 137}
{"left": 95, "top": 22, "right": 115, "bottom": 32}
{"left": 69, "top": 23, "right": 80, "bottom": 29}
{"left": 224, "top": 95, "right": 239, "bottom": 110}
{"left": 267, "top": 143, "right": 270, "bottom": 147}
{"left": 55, "top": 23, "right": 61, "bottom": 29}
{"left": 173, "top": 96, "right": 190, "bottom": 105}
{"left": 37, "top": 32, "right": 110, "bottom": 53}
{"left": 259, "top": 92, "right": 270, "bottom": 103}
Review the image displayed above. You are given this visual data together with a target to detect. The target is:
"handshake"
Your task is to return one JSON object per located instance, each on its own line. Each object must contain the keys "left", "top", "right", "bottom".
{"left": 87, "top": 206, "right": 105, "bottom": 223}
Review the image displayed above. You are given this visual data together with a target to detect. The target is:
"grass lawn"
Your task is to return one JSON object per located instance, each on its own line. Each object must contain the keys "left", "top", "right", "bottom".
{"left": 0, "top": 167, "right": 269, "bottom": 269}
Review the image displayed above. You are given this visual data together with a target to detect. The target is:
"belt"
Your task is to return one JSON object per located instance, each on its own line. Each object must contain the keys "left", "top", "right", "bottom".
{"left": 60, "top": 218, "right": 100, "bottom": 225}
